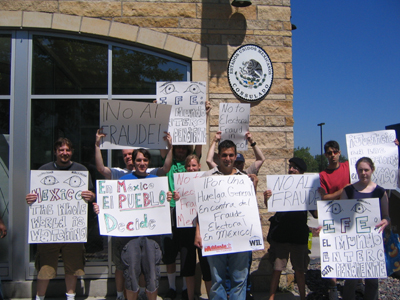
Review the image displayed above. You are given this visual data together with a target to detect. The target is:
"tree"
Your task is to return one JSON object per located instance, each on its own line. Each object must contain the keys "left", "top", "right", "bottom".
{"left": 294, "top": 147, "right": 348, "bottom": 173}
{"left": 293, "top": 147, "right": 319, "bottom": 172}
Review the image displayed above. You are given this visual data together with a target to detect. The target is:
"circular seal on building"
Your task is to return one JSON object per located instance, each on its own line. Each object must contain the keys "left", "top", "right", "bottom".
{"left": 228, "top": 44, "right": 273, "bottom": 102}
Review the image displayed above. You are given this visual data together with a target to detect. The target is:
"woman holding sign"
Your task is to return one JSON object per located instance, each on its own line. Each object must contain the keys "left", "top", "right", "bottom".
{"left": 167, "top": 154, "right": 212, "bottom": 300}
{"left": 340, "top": 157, "right": 389, "bottom": 300}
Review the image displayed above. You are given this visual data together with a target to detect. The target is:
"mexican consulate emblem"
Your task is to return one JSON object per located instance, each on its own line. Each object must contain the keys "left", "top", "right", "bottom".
{"left": 228, "top": 44, "right": 273, "bottom": 102}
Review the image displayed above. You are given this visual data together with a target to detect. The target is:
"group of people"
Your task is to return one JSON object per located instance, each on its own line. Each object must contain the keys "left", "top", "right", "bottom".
{"left": 264, "top": 140, "right": 390, "bottom": 300}
{"left": 24, "top": 127, "right": 392, "bottom": 300}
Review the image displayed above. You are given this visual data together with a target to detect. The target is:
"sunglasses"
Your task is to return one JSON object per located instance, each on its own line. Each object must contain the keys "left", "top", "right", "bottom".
{"left": 326, "top": 150, "right": 339, "bottom": 155}
{"left": 289, "top": 164, "right": 300, "bottom": 170}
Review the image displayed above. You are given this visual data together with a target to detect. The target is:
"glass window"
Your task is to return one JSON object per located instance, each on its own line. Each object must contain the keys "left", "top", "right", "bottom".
{"left": 28, "top": 33, "right": 190, "bottom": 270}
{"left": 30, "top": 99, "right": 107, "bottom": 261}
{"left": 0, "top": 34, "right": 11, "bottom": 95}
{"left": 112, "top": 46, "right": 187, "bottom": 95}
{"left": 0, "top": 100, "right": 10, "bottom": 263}
{"left": 32, "top": 36, "right": 108, "bottom": 95}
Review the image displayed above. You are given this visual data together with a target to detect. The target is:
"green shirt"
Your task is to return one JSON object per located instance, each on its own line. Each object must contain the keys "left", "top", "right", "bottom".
{"left": 165, "top": 158, "right": 187, "bottom": 207}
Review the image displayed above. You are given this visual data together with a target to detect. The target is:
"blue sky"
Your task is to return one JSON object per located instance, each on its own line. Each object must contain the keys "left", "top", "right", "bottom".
{"left": 291, "top": 0, "right": 400, "bottom": 157}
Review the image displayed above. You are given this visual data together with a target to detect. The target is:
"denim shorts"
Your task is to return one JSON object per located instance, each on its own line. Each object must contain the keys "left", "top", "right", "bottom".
{"left": 121, "top": 237, "right": 162, "bottom": 293}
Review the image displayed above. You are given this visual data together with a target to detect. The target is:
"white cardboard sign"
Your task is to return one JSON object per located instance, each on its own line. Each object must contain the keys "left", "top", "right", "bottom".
{"left": 346, "top": 130, "right": 398, "bottom": 189}
{"left": 219, "top": 103, "right": 250, "bottom": 151}
{"left": 96, "top": 177, "right": 171, "bottom": 237}
{"left": 174, "top": 171, "right": 204, "bottom": 228}
{"left": 318, "top": 198, "right": 386, "bottom": 279}
{"left": 99, "top": 99, "right": 172, "bottom": 149}
{"left": 194, "top": 175, "right": 264, "bottom": 256}
{"left": 28, "top": 170, "right": 89, "bottom": 244}
{"left": 156, "top": 81, "right": 207, "bottom": 145}
{"left": 266, "top": 174, "right": 321, "bottom": 211}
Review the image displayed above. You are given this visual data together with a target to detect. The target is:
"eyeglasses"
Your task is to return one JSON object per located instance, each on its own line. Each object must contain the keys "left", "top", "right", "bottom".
{"left": 326, "top": 150, "right": 339, "bottom": 155}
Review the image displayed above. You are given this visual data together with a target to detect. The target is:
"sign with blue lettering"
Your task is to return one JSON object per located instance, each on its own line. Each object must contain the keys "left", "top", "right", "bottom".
{"left": 28, "top": 170, "right": 89, "bottom": 243}
{"left": 266, "top": 174, "right": 321, "bottom": 211}
{"left": 318, "top": 198, "right": 387, "bottom": 279}
{"left": 346, "top": 130, "right": 398, "bottom": 189}
{"left": 96, "top": 177, "right": 171, "bottom": 237}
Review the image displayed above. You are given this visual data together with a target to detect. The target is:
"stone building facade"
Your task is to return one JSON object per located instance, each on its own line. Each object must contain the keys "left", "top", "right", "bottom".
{"left": 0, "top": 0, "right": 294, "bottom": 297}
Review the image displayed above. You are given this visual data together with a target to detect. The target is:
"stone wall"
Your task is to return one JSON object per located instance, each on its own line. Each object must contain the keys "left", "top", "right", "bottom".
{"left": 0, "top": 0, "right": 294, "bottom": 292}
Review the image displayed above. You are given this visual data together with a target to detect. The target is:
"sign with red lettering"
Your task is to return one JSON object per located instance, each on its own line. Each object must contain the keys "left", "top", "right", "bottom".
{"left": 174, "top": 171, "right": 204, "bottom": 228}
{"left": 96, "top": 177, "right": 171, "bottom": 236}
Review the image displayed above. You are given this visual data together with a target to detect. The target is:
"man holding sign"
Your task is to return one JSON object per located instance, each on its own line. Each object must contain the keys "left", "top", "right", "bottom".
{"left": 26, "top": 138, "right": 95, "bottom": 300}
{"left": 194, "top": 140, "right": 254, "bottom": 300}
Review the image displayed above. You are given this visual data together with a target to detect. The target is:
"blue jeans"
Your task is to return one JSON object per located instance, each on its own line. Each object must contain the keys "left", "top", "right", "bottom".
{"left": 207, "top": 251, "right": 250, "bottom": 300}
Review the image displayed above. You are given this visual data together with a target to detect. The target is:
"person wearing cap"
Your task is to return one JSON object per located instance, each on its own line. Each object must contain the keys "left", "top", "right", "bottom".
{"left": 264, "top": 157, "right": 314, "bottom": 300}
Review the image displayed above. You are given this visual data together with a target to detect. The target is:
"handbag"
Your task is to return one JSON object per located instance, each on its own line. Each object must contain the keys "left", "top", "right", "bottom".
{"left": 384, "top": 229, "right": 400, "bottom": 276}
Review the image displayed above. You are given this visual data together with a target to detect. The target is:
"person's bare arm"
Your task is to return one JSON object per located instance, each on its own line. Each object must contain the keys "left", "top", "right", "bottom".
{"left": 156, "top": 132, "right": 173, "bottom": 176}
{"left": 319, "top": 187, "right": 345, "bottom": 200}
{"left": 0, "top": 216, "right": 7, "bottom": 238}
{"left": 246, "top": 132, "right": 265, "bottom": 173}
{"left": 206, "top": 131, "right": 221, "bottom": 169}
{"left": 376, "top": 191, "right": 390, "bottom": 233}
{"left": 95, "top": 129, "right": 112, "bottom": 179}
{"left": 263, "top": 190, "right": 272, "bottom": 208}
{"left": 194, "top": 222, "right": 203, "bottom": 249}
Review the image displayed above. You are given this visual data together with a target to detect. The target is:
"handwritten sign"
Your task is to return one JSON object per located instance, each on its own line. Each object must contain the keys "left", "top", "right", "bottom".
{"left": 28, "top": 170, "right": 89, "bottom": 244}
{"left": 318, "top": 198, "right": 386, "bottom": 279}
{"left": 174, "top": 171, "right": 204, "bottom": 228}
{"left": 266, "top": 174, "right": 320, "bottom": 211}
{"left": 346, "top": 130, "right": 398, "bottom": 189}
{"left": 157, "top": 81, "right": 207, "bottom": 145}
{"left": 219, "top": 103, "right": 250, "bottom": 151}
{"left": 100, "top": 99, "right": 171, "bottom": 149}
{"left": 194, "top": 175, "right": 264, "bottom": 256}
{"left": 96, "top": 177, "right": 171, "bottom": 237}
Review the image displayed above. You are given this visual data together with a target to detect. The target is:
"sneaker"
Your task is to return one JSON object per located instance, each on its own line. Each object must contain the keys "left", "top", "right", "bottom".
{"left": 328, "top": 287, "right": 338, "bottom": 300}
{"left": 164, "top": 288, "right": 177, "bottom": 300}
{"left": 116, "top": 296, "right": 124, "bottom": 300}
{"left": 181, "top": 289, "right": 188, "bottom": 300}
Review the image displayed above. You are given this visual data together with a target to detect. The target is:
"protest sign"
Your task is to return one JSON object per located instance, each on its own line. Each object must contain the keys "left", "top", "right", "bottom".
{"left": 28, "top": 170, "right": 89, "bottom": 244}
{"left": 266, "top": 174, "right": 320, "bottom": 211}
{"left": 174, "top": 171, "right": 204, "bottom": 228}
{"left": 346, "top": 130, "right": 398, "bottom": 189}
{"left": 96, "top": 177, "right": 171, "bottom": 237}
{"left": 194, "top": 175, "right": 264, "bottom": 256}
{"left": 99, "top": 99, "right": 171, "bottom": 149}
{"left": 219, "top": 103, "right": 250, "bottom": 151}
{"left": 157, "top": 81, "right": 207, "bottom": 145}
{"left": 318, "top": 198, "right": 386, "bottom": 279}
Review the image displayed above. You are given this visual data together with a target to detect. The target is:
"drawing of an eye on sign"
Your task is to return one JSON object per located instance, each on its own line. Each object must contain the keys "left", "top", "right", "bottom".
{"left": 317, "top": 198, "right": 387, "bottom": 279}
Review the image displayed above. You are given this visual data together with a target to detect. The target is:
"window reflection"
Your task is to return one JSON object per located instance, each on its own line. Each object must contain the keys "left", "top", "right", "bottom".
{"left": 31, "top": 99, "right": 107, "bottom": 261}
{"left": 0, "top": 100, "right": 10, "bottom": 263}
{"left": 112, "top": 46, "right": 187, "bottom": 94}
{"left": 0, "top": 35, "right": 11, "bottom": 95}
{"left": 32, "top": 36, "right": 108, "bottom": 95}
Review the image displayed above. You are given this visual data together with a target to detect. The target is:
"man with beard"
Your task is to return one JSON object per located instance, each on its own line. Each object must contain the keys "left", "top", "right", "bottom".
{"left": 26, "top": 138, "right": 95, "bottom": 300}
